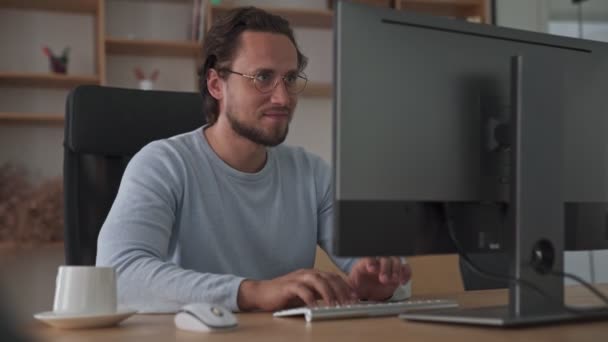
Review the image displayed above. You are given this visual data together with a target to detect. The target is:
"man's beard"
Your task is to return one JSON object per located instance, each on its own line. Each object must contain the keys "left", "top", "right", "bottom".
{"left": 226, "top": 110, "right": 290, "bottom": 147}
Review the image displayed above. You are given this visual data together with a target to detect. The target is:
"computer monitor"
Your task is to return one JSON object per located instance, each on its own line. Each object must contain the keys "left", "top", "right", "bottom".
{"left": 333, "top": 1, "right": 608, "bottom": 326}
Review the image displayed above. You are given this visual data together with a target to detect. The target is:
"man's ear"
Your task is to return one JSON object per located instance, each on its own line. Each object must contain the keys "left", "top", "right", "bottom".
{"left": 207, "top": 68, "right": 223, "bottom": 101}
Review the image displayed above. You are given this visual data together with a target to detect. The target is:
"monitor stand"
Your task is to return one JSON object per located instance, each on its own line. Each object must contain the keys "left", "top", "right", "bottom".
{"left": 399, "top": 305, "right": 608, "bottom": 327}
{"left": 400, "top": 56, "right": 608, "bottom": 327}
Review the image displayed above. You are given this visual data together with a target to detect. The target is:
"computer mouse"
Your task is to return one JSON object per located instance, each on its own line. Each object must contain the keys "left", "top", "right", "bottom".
{"left": 174, "top": 303, "right": 238, "bottom": 332}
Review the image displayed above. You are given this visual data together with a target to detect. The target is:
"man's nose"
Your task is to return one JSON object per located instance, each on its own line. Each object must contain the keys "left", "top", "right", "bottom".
{"left": 270, "top": 79, "right": 292, "bottom": 106}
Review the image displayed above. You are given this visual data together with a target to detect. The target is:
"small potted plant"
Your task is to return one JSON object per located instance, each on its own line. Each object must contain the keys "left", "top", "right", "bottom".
{"left": 42, "top": 46, "right": 70, "bottom": 74}
{"left": 134, "top": 67, "right": 160, "bottom": 90}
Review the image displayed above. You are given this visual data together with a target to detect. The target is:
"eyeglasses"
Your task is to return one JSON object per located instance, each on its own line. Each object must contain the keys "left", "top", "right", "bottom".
{"left": 221, "top": 69, "right": 308, "bottom": 95}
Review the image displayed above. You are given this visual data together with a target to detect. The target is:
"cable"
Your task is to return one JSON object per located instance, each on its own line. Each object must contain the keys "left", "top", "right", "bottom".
{"left": 442, "top": 204, "right": 562, "bottom": 303}
{"left": 549, "top": 270, "right": 608, "bottom": 306}
{"left": 441, "top": 203, "right": 608, "bottom": 315}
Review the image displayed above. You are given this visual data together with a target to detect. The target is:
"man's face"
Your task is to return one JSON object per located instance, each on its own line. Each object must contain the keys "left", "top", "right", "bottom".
{"left": 222, "top": 31, "right": 299, "bottom": 147}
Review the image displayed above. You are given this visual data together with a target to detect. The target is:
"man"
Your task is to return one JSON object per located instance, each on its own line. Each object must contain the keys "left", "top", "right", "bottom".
{"left": 96, "top": 6, "right": 411, "bottom": 313}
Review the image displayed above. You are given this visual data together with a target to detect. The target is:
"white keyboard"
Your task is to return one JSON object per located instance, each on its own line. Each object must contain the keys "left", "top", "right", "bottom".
{"left": 273, "top": 299, "right": 458, "bottom": 322}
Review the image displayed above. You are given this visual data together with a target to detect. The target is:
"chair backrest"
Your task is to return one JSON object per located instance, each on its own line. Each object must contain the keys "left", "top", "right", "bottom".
{"left": 63, "top": 85, "right": 205, "bottom": 265}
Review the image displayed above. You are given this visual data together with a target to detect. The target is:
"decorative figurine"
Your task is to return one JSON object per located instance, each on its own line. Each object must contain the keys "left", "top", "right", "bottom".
{"left": 42, "top": 46, "right": 70, "bottom": 74}
{"left": 134, "top": 67, "right": 160, "bottom": 90}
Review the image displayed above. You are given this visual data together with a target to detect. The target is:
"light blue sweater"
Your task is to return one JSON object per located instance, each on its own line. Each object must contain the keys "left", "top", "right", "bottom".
{"left": 96, "top": 127, "right": 357, "bottom": 312}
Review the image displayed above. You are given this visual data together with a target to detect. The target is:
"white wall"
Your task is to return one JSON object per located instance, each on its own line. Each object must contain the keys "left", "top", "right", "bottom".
{"left": 287, "top": 98, "right": 333, "bottom": 163}
{"left": 495, "top": 0, "right": 549, "bottom": 32}
{"left": 549, "top": 0, "right": 608, "bottom": 21}
{"left": 548, "top": 0, "right": 608, "bottom": 43}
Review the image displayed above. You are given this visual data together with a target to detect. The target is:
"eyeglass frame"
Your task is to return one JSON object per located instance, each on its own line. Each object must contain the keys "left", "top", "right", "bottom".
{"left": 218, "top": 68, "right": 308, "bottom": 95}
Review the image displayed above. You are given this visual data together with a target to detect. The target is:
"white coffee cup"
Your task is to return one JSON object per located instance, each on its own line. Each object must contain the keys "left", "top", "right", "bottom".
{"left": 52, "top": 266, "right": 117, "bottom": 316}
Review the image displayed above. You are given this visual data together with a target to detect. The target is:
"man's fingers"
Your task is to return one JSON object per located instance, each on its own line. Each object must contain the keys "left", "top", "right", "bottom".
{"left": 319, "top": 272, "right": 356, "bottom": 304}
{"left": 391, "top": 257, "right": 402, "bottom": 283}
{"left": 300, "top": 271, "right": 356, "bottom": 306}
{"left": 365, "top": 257, "right": 380, "bottom": 273}
{"left": 301, "top": 272, "right": 339, "bottom": 306}
{"left": 379, "top": 257, "right": 393, "bottom": 284}
{"left": 376, "top": 257, "right": 405, "bottom": 285}
{"left": 289, "top": 284, "right": 317, "bottom": 307}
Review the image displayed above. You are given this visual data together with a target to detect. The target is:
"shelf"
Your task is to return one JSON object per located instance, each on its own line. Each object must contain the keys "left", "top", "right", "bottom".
{"left": 208, "top": 2, "right": 488, "bottom": 30}
{"left": 395, "top": 0, "right": 487, "bottom": 21}
{"left": 209, "top": 5, "right": 333, "bottom": 29}
{"left": 105, "top": 38, "right": 200, "bottom": 58}
{"left": 0, "top": 113, "right": 64, "bottom": 125}
{"left": 0, "top": 72, "right": 100, "bottom": 88}
{"left": 0, "top": 0, "right": 99, "bottom": 14}
{"left": 302, "top": 82, "right": 332, "bottom": 97}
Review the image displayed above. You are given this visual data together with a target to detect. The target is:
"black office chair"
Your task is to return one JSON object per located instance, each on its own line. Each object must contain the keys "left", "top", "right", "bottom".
{"left": 63, "top": 85, "right": 205, "bottom": 265}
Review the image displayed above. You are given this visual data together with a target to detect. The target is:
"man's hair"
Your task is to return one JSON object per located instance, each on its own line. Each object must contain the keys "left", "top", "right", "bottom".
{"left": 198, "top": 7, "right": 309, "bottom": 125}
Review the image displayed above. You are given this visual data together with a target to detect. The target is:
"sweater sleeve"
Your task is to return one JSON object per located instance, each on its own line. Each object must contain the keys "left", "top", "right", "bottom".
{"left": 96, "top": 141, "right": 245, "bottom": 313}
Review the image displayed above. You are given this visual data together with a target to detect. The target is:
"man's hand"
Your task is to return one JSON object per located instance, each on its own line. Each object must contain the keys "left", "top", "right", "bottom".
{"left": 348, "top": 257, "right": 412, "bottom": 301}
{"left": 237, "top": 269, "right": 357, "bottom": 311}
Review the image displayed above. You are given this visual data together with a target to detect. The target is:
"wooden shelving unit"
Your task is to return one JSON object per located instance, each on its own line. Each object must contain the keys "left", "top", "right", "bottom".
{"left": 0, "top": 0, "right": 492, "bottom": 127}
{"left": 0, "top": 0, "right": 99, "bottom": 13}
{"left": 207, "top": 5, "right": 333, "bottom": 30}
{"left": 204, "top": 1, "right": 490, "bottom": 99}
{"left": 302, "top": 82, "right": 332, "bottom": 98}
{"left": 0, "top": 0, "right": 103, "bottom": 125}
{"left": 0, "top": 72, "right": 100, "bottom": 88}
{"left": 0, "top": 113, "right": 64, "bottom": 125}
{"left": 395, "top": 0, "right": 490, "bottom": 24}
{"left": 106, "top": 38, "right": 200, "bottom": 58}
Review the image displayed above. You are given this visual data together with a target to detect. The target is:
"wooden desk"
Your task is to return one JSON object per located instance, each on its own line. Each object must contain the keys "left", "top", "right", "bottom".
{"left": 28, "top": 285, "right": 608, "bottom": 342}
